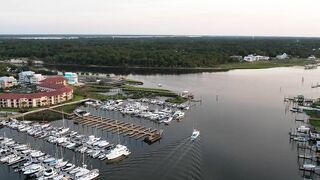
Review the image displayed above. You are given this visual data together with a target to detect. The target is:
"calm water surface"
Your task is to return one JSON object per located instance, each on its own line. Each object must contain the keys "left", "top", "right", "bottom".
{"left": 1, "top": 67, "right": 320, "bottom": 180}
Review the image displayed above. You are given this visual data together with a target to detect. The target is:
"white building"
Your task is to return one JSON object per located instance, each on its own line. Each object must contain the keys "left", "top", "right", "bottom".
{"left": 276, "top": 53, "right": 289, "bottom": 60}
{"left": 18, "top": 71, "right": 35, "bottom": 83}
{"left": 243, "top": 55, "right": 270, "bottom": 62}
{"left": 64, "top": 72, "right": 78, "bottom": 85}
{"left": 18, "top": 71, "right": 45, "bottom": 84}
{"left": 8, "top": 58, "right": 28, "bottom": 64}
{"left": 30, "top": 74, "right": 45, "bottom": 84}
{"left": 0, "top": 76, "right": 17, "bottom": 89}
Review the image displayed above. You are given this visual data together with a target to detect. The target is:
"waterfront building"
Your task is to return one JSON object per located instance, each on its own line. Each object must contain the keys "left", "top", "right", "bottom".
{"left": 0, "top": 76, "right": 18, "bottom": 89}
{"left": 64, "top": 72, "right": 78, "bottom": 85}
{"left": 0, "top": 76, "right": 73, "bottom": 108}
{"left": 243, "top": 55, "right": 270, "bottom": 62}
{"left": 30, "top": 74, "right": 45, "bottom": 84}
{"left": 18, "top": 71, "right": 45, "bottom": 84}
{"left": 18, "top": 71, "right": 35, "bottom": 83}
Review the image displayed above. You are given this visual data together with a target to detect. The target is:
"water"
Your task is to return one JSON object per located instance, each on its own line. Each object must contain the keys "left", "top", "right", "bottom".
{"left": 2, "top": 66, "right": 320, "bottom": 179}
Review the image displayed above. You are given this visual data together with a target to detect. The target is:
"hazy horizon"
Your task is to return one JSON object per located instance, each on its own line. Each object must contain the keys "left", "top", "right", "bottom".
{"left": 1, "top": 0, "right": 320, "bottom": 37}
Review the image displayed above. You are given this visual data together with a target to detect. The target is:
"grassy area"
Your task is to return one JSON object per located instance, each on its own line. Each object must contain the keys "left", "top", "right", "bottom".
{"left": 304, "top": 109, "right": 320, "bottom": 131}
{"left": 125, "top": 79, "right": 143, "bottom": 85}
{"left": 54, "top": 104, "right": 79, "bottom": 114}
{"left": 0, "top": 107, "right": 41, "bottom": 113}
{"left": 74, "top": 86, "right": 110, "bottom": 101}
{"left": 20, "top": 110, "right": 61, "bottom": 122}
{"left": 310, "top": 119, "right": 320, "bottom": 131}
{"left": 166, "top": 96, "right": 188, "bottom": 104}
{"left": 121, "top": 85, "right": 177, "bottom": 97}
{"left": 217, "top": 59, "right": 312, "bottom": 70}
{"left": 86, "top": 84, "right": 113, "bottom": 90}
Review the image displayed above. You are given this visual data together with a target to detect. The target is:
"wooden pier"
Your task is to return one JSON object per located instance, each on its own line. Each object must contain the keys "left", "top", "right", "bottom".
{"left": 71, "top": 114, "right": 162, "bottom": 144}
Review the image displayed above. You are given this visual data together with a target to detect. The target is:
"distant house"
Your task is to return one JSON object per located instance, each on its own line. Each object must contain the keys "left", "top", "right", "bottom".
{"left": 243, "top": 55, "right": 270, "bottom": 62}
{"left": 0, "top": 76, "right": 17, "bottom": 89}
{"left": 308, "top": 55, "right": 316, "bottom": 60}
{"left": 276, "top": 53, "right": 289, "bottom": 60}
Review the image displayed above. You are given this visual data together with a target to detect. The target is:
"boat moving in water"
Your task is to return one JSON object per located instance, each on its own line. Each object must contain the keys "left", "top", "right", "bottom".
{"left": 191, "top": 129, "right": 200, "bottom": 141}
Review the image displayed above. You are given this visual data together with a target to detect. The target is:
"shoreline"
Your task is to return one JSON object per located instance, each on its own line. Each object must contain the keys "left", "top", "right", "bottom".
{"left": 43, "top": 59, "right": 313, "bottom": 72}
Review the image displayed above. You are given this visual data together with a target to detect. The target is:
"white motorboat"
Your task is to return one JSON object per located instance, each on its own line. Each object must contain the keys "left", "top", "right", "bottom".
{"left": 97, "top": 140, "right": 109, "bottom": 148}
{"left": 191, "top": 129, "right": 200, "bottom": 141}
{"left": 62, "top": 163, "right": 75, "bottom": 171}
{"left": 55, "top": 159, "right": 68, "bottom": 169}
{"left": 52, "top": 174, "right": 64, "bottom": 180}
{"left": 163, "top": 117, "right": 173, "bottom": 125}
{"left": 92, "top": 150, "right": 101, "bottom": 158}
{"left": 173, "top": 111, "right": 185, "bottom": 119}
{"left": 69, "top": 167, "right": 82, "bottom": 174}
{"left": 74, "top": 109, "right": 91, "bottom": 117}
{"left": 58, "top": 128, "right": 70, "bottom": 135}
{"left": 106, "top": 144, "right": 131, "bottom": 161}
{"left": 42, "top": 167, "right": 57, "bottom": 178}
{"left": 0, "top": 154, "right": 15, "bottom": 162}
{"left": 7, "top": 156, "right": 22, "bottom": 164}
{"left": 24, "top": 164, "right": 43, "bottom": 175}
{"left": 22, "top": 149, "right": 32, "bottom": 154}
{"left": 77, "top": 169, "right": 99, "bottom": 180}
{"left": 86, "top": 135, "right": 100, "bottom": 145}
{"left": 303, "top": 164, "right": 316, "bottom": 170}
{"left": 75, "top": 168, "right": 90, "bottom": 179}
{"left": 79, "top": 146, "right": 87, "bottom": 153}
{"left": 30, "top": 151, "right": 45, "bottom": 158}
{"left": 43, "top": 157, "right": 56, "bottom": 163}
{"left": 66, "top": 142, "right": 77, "bottom": 149}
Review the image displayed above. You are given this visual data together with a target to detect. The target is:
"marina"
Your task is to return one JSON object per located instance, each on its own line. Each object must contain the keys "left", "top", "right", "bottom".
{"left": 0, "top": 135, "right": 99, "bottom": 180}
{"left": 1, "top": 119, "right": 131, "bottom": 162}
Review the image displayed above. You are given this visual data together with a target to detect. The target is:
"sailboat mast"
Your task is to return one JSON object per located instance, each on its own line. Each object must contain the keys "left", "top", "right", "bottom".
{"left": 62, "top": 110, "right": 65, "bottom": 128}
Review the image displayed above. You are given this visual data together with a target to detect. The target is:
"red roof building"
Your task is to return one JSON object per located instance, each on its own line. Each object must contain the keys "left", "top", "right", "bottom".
{"left": 0, "top": 76, "right": 74, "bottom": 108}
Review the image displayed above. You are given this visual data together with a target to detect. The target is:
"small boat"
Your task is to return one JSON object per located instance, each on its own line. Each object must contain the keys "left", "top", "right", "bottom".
{"left": 24, "top": 164, "right": 43, "bottom": 175}
{"left": 30, "top": 151, "right": 45, "bottom": 158}
{"left": 163, "top": 117, "right": 173, "bottom": 125}
{"left": 7, "top": 156, "right": 22, "bottom": 164}
{"left": 62, "top": 163, "right": 75, "bottom": 171}
{"left": 75, "top": 168, "right": 90, "bottom": 179}
{"left": 77, "top": 169, "right": 99, "bottom": 180}
{"left": 69, "top": 166, "right": 82, "bottom": 174}
{"left": 105, "top": 144, "right": 131, "bottom": 161}
{"left": 302, "top": 164, "right": 316, "bottom": 171}
{"left": 55, "top": 159, "right": 68, "bottom": 169}
{"left": 43, "top": 157, "right": 55, "bottom": 163}
{"left": 42, "top": 167, "right": 57, "bottom": 178}
{"left": 191, "top": 129, "right": 200, "bottom": 141}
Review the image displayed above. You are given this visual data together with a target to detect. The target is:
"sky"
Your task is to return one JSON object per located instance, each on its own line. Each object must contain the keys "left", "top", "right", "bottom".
{"left": 0, "top": 0, "right": 319, "bottom": 36}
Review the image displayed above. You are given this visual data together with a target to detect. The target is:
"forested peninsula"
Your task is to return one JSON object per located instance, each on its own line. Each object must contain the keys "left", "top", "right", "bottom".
{"left": 1, "top": 36, "right": 320, "bottom": 68}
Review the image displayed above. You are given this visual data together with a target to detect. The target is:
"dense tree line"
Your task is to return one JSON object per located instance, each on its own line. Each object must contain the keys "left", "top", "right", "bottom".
{"left": 0, "top": 37, "right": 320, "bottom": 68}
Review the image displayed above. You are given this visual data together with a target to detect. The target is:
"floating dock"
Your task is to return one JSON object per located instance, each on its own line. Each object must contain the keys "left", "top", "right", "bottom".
{"left": 71, "top": 114, "right": 162, "bottom": 144}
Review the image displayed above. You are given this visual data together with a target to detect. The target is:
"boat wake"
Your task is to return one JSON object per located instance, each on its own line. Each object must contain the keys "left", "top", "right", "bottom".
{"left": 103, "top": 137, "right": 202, "bottom": 180}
